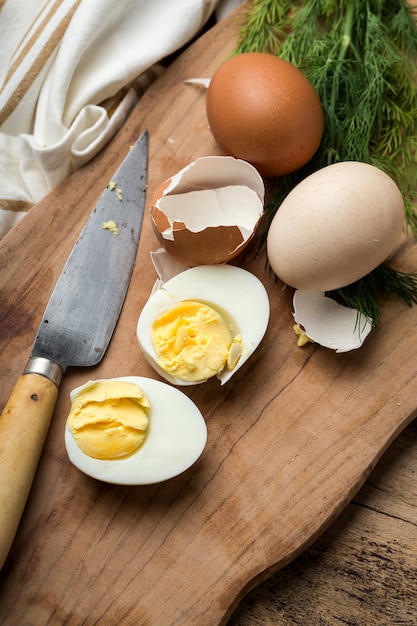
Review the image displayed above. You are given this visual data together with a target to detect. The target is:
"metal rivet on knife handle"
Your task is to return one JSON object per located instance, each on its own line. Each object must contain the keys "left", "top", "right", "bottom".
{"left": 24, "top": 356, "right": 63, "bottom": 387}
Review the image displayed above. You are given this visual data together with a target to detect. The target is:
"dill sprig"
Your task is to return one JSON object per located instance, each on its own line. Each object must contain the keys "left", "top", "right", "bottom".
{"left": 235, "top": 0, "right": 417, "bottom": 231}
{"left": 235, "top": 0, "right": 417, "bottom": 324}
{"left": 333, "top": 265, "right": 417, "bottom": 326}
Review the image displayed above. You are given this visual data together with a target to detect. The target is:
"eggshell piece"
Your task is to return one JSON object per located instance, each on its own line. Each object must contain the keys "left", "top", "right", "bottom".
{"left": 184, "top": 77, "right": 211, "bottom": 88}
{"left": 293, "top": 291, "right": 373, "bottom": 352}
{"left": 267, "top": 161, "right": 405, "bottom": 291}
{"left": 149, "top": 248, "right": 190, "bottom": 293}
{"left": 137, "top": 264, "right": 270, "bottom": 386}
{"left": 65, "top": 377, "right": 207, "bottom": 485}
{"left": 150, "top": 156, "right": 265, "bottom": 266}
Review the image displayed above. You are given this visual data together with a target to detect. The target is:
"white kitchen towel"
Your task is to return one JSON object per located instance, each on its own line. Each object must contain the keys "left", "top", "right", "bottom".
{"left": 0, "top": 0, "right": 222, "bottom": 239}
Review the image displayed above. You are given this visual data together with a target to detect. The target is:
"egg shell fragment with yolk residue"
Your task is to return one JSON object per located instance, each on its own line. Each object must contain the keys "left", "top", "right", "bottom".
{"left": 150, "top": 156, "right": 265, "bottom": 266}
{"left": 65, "top": 377, "right": 207, "bottom": 485}
{"left": 136, "top": 264, "right": 270, "bottom": 386}
{"left": 293, "top": 290, "right": 373, "bottom": 353}
{"left": 267, "top": 161, "right": 405, "bottom": 292}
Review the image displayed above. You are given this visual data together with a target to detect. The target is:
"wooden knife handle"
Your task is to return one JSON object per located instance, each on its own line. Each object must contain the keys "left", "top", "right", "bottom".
{"left": 0, "top": 373, "right": 59, "bottom": 569}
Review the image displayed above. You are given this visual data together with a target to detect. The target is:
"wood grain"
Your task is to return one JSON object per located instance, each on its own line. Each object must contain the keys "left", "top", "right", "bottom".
{"left": 0, "top": 374, "right": 58, "bottom": 568}
{"left": 0, "top": 5, "right": 416, "bottom": 625}
{"left": 229, "top": 419, "right": 417, "bottom": 624}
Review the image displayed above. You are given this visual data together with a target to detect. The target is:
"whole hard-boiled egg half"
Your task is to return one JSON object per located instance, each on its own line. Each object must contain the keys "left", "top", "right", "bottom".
{"left": 137, "top": 264, "right": 270, "bottom": 386}
{"left": 65, "top": 377, "right": 207, "bottom": 485}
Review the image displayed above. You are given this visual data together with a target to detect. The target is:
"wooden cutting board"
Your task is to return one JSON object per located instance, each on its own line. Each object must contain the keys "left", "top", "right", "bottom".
{"left": 1, "top": 6, "right": 417, "bottom": 625}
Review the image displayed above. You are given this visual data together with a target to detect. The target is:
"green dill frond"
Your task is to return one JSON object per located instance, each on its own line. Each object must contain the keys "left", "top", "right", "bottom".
{"left": 234, "top": 0, "right": 292, "bottom": 54}
{"left": 235, "top": 0, "right": 417, "bottom": 325}
{"left": 332, "top": 264, "right": 417, "bottom": 326}
{"left": 234, "top": 0, "right": 417, "bottom": 235}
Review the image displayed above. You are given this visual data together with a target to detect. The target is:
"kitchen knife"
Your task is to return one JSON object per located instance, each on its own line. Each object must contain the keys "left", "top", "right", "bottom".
{"left": 0, "top": 130, "right": 149, "bottom": 569}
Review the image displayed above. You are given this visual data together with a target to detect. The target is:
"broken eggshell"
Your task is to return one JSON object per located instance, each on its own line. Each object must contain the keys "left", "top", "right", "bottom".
{"left": 150, "top": 156, "right": 265, "bottom": 266}
{"left": 293, "top": 290, "right": 373, "bottom": 353}
{"left": 149, "top": 248, "right": 190, "bottom": 293}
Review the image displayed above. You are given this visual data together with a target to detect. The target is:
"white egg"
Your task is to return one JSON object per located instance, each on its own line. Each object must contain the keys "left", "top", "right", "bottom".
{"left": 136, "top": 264, "right": 270, "bottom": 385}
{"left": 267, "top": 161, "right": 405, "bottom": 292}
{"left": 65, "top": 376, "right": 207, "bottom": 485}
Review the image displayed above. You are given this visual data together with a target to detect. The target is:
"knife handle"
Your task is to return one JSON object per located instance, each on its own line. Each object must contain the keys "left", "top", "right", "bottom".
{"left": 0, "top": 373, "right": 59, "bottom": 569}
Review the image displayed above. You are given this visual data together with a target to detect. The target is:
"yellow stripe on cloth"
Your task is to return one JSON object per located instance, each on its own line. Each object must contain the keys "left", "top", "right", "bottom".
{"left": 0, "top": 0, "right": 83, "bottom": 125}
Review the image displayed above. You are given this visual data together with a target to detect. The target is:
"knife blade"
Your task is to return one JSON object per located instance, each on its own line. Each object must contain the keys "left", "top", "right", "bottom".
{"left": 0, "top": 129, "right": 149, "bottom": 569}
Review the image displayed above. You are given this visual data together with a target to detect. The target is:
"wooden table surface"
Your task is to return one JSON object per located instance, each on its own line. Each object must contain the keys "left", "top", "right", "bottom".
{"left": 0, "top": 4, "right": 416, "bottom": 625}
{"left": 229, "top": 418, "right": 417, "bottom": 624}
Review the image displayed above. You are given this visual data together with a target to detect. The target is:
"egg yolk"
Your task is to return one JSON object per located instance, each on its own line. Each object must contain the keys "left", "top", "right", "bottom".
{"left": 151, "top": 300, "right": 242, "bottom": 382}
{"left": 67, "top": 380, "right": 150, "bottom": 460}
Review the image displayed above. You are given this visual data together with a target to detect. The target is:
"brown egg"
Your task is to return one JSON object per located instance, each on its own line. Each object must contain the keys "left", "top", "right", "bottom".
{"left": 206, "top": 52, "right": 324, "bottom": 177}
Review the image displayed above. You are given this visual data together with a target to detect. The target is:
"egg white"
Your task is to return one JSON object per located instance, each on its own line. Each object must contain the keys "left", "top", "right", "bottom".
{"left": 136, "top": 264, "right": 270, "bottom": 385}
{"left": 65, "top": 376, "right": 207, "bottom": 485}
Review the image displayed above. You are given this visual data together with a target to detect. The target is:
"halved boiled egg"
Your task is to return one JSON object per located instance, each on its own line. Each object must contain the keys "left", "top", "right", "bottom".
{"left": 137, "top": 264, "right": 270, "bottom": 385}
{"left": 65, "top": 376, "right": 207, "bottom": 485}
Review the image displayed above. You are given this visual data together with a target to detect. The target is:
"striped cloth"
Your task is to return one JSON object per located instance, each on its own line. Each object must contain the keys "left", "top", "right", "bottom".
{"left": 0, "top": 0, "right": 221, "bottom": 240}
